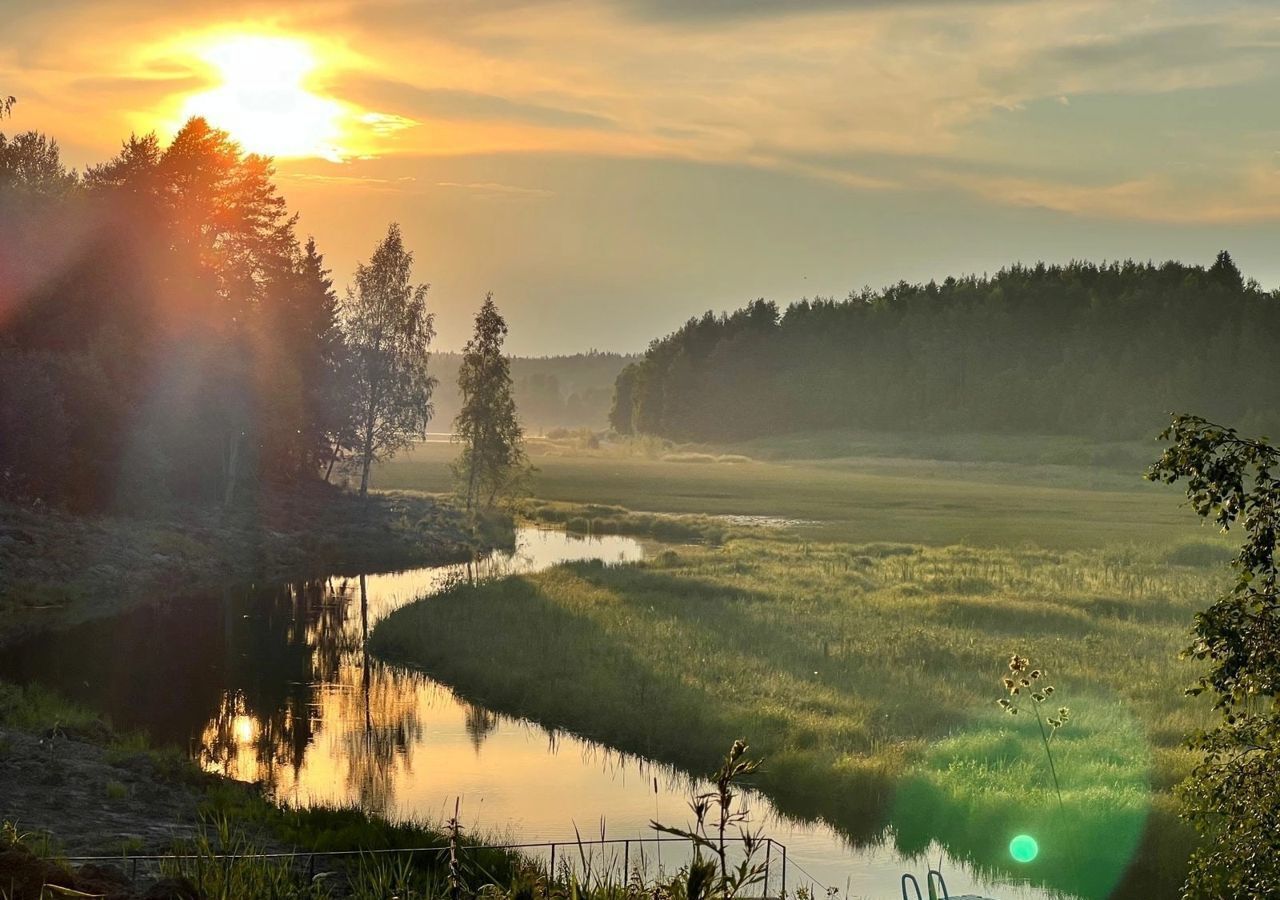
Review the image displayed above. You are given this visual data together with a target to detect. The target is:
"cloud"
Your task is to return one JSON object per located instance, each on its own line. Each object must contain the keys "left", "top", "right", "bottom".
{"left": 6, "top": 0, "right": 1280, "bottom": 224}
{"left": 345, "top": 79, "right": 616, "bottom": 131}
{"left": 986, "top": 20, "right": 1280, "bottom": 99}
{"left": 612, "top": 0, "right": 1037, "bottom": 24}
{"left": 435, "top": 180, "right": 554, "bottom": 198}
{"left": 927, "top": 164, "right": 1280, "bottom": 225}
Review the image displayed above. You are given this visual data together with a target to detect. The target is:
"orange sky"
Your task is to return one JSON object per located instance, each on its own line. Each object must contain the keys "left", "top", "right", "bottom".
{"left": 5, "top": 0, "right": 1280, "bottom": 353}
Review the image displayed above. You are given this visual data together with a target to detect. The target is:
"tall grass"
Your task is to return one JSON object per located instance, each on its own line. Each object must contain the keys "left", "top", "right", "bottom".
{"left": 377, "top": 439, "right": 1214, "bottom": 550}
{"left": 370, "top": 538, "right": 1222, "bottom": 899}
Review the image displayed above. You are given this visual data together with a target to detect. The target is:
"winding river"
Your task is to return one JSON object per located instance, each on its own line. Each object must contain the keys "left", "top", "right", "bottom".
{"left": 0, "top": 528, "right": 1071, "bottom": 900}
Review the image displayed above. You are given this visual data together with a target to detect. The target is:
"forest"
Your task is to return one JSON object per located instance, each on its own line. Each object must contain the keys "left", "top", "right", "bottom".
{"left": 0, "top": 120, "right": 355, "bottom": 509}
{"left": 0, "top": 118, "right": 624, "bottom": 512}
{"left": 610, "top": 256, "right": 1280, "bottom": 442}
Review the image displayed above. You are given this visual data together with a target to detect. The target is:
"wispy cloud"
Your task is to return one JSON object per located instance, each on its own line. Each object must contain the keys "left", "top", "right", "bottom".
{"left": 435, "top": 181, "right": 554, "bottom": 199}
{"left": 5, "top": 0, "right": 1280, "bottom": 221}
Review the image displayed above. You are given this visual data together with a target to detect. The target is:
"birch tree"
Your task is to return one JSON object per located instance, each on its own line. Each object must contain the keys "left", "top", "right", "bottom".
{"left": 343, "top": 224, "right": 435, "bottom": 496}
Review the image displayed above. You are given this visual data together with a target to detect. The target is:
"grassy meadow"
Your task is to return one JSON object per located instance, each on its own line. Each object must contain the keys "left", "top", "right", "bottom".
{"left": 374, "top": 433, "right": 1211, "bottom": 550}
{"left": 371, "top": 432, "right": 1229, "bottom": 898}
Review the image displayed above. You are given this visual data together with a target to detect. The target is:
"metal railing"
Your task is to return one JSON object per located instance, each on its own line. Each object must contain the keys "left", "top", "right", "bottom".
{"left": 59, "top": 834, "right": 790, "bottom": 898}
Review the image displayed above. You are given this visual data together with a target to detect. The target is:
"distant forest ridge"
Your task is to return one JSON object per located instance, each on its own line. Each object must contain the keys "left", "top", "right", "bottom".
{"left": 610, "top": 254, "right": 1278, "bottom": 442}
{"left": 431, "top": 351, "right": 636, "bottom": 432}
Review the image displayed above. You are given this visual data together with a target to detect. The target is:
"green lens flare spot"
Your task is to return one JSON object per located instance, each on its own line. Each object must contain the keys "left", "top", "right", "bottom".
{"left": 1009, "top": 834, "right": 1039, "bottom": 863}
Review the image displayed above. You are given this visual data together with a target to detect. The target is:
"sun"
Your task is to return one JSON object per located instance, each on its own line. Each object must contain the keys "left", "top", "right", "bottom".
{"left": 179, "top": 34, "right": 347, "bottom": 160}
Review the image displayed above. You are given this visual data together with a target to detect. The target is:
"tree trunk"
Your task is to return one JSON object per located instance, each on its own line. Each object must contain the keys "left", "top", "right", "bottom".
{"left": 223, "top": 433, "right": 240, "bottom": 509}
{"left": 323, "top": 443, "right": 340, "bottom": 483}
{"left": 465, "top": 451, "right": 478, "bottom": 511}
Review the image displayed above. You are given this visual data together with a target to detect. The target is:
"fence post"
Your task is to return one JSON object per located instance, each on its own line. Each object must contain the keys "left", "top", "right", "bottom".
{"left": 624, "top": 840, "right": 630, "bottom": 882}
{"left": 763, "top": 839, "right": 772, "bottom": 898}
{"left": 549, "top": 842, "right": 557, "bottom": 882}
{"left": 780, "top": 844, "right": 787, "bottom": 899}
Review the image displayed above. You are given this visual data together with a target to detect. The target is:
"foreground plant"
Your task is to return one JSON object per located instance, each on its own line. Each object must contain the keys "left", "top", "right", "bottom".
{"left": 1149, "top": 415, "right": 1280, "bottom": 899}
{"left": 997, "top": 654, "right": 1070, "bottom": 810}
{"left": 652, "top": 740, "right": 768, "bottom": 900}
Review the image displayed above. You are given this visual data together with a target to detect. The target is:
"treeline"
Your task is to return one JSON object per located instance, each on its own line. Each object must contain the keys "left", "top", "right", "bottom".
{"left": 431, "top": 351, "right": 635, "bottom": 433}
{"left": 0, "top": 118, "right": 430, "bottom": 510}
{"left": 611, "top": 255, "right": 1280, "bottom": 442}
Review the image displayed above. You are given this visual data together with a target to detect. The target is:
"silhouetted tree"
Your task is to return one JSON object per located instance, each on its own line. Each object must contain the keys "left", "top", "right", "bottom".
{"left": 454, "top": 294, "right": 528, "bottom": 510}
{"left": 0, "top": 130, "right": 77, "bottom": 197}
{"left": 0, "top": 116, "right": 354, "bottom": 508}
{"left": 1150, "top": 415, "right": 1280, "bottom": 898}
{"left": 343, "top": 224, "right": 436, "bottom": 496}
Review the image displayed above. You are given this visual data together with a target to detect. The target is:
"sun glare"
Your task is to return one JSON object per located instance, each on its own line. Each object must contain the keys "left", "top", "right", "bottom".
{"left": 179, "top": 34, "right": 346, "bottom": 160}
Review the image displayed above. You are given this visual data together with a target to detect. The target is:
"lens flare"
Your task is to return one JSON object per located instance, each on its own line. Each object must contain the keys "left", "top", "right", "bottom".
{"left": 1009, "top": 834, "right": 1039, "bottom": 863}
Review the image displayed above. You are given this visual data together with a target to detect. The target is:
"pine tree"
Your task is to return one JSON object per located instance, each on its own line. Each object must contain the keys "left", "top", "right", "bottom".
{"left": 454, "top": 294, "right": 528, "bottom": 510}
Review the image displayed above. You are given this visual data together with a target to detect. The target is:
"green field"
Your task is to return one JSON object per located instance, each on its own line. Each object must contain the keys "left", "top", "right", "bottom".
{"left": 371, "top": 433, "right": 1228, "bottom": 899}
{"left": 376, "top": 434, "right": 1213, "bottom": 551}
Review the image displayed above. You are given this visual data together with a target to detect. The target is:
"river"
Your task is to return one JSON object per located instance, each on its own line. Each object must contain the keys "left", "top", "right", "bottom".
{"left": 0, "top": 527, "right": 1072, "bottom": 900}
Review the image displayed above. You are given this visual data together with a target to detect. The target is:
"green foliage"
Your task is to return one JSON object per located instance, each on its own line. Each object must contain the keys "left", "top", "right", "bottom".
{"left": 453, "top": 295, "right": 530, "bottom": 510}
{"left": 343, "top": 223, "right": 437, "bottom": 496}
{"left": 612, "top": 258, "right": 1280, "bottom": 443}
{"left": 1148, "top": 414, "right": 1280, "bottom": 898}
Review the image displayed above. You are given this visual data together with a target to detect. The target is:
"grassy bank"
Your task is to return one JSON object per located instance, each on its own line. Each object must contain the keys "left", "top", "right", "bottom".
{"left": 520, "top": 499, "right": 735, "bottom": 543}
{"left": 0, "top": 484, "right": 522, "bottom": 896}
{"left": 0, "top": 487, "right": 511, "bottom": 646}
{"left": 370, "top": 536, "right": 1222, "bottom": 899}
{"left": 0, "top": 680, "right": 533, "bottom": 899}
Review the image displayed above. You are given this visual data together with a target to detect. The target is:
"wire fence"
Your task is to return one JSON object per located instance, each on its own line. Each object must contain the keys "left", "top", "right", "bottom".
{"left": 59, "top": 835, "right": 790, "bottom": 898}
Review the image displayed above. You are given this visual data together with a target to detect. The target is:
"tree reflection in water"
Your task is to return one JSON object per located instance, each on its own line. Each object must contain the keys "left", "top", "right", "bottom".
{"left": 198, "top": 573, "right": 424, "bottom": 813}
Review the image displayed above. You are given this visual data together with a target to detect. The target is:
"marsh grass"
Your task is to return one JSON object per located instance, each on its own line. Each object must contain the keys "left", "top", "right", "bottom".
{"left": 378, "top": 440, "right": 1216, "bottom": 550}
{"left": 520, "top": 501, "right": 730, "bottom": 544}
{"left": 371, "top": 538, "right": 1219, "bottom": 898}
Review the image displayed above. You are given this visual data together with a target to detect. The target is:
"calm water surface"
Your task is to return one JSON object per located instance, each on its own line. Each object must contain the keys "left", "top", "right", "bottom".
{"left": 1, "top": 528, "right": 1070, "bottom": 900}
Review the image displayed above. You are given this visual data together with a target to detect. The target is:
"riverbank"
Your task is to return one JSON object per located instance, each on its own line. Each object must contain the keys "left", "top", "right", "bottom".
{"left": 0, "top": 486, "right": 510, "bottom": 647}
{"left": 369, "top": 532, "right": 1212, "bottom": 900}
{"left": 0, "top": 487, "right": 518, "bottom": 896}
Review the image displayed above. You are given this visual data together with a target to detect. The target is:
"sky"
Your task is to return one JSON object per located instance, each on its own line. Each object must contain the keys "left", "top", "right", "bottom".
{"left": 4, "top": 0, "right": 1280, "bottom": 354}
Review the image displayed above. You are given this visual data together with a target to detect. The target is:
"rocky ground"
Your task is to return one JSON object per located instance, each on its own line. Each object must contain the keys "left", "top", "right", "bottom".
{"left": 0, "top": 726, "right": 207, "bottom": 854}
